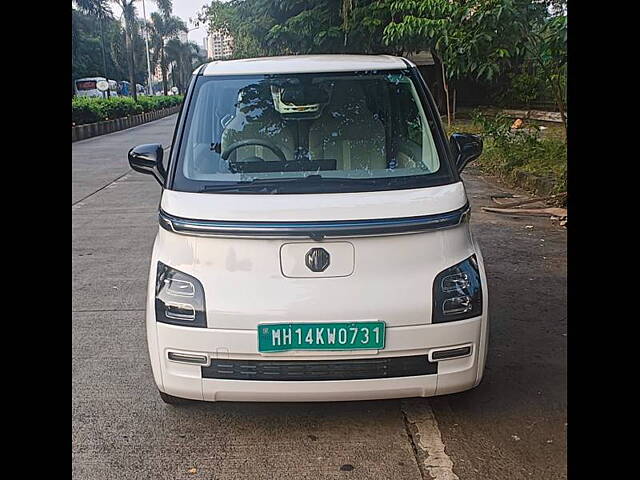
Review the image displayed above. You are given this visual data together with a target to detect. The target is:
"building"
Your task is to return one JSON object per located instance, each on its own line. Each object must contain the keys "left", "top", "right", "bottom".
{"left": 207, "top": 30, "right": 233, "bottom": 60}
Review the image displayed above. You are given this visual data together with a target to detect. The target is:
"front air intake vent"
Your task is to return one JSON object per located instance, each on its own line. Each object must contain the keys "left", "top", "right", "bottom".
{"left": 201, "top": 355, "right": 437, "bottom": 381}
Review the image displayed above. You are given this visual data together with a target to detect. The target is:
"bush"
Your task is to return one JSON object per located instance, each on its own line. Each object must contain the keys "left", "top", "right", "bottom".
{"left": 494, "top": 72, "right": 546, "bottom": 109}
{"left": 470, "top": 111, "right": 567, "bottom": 195}
{"left": 72, "top": 95, "right": 183, "bottom": 125}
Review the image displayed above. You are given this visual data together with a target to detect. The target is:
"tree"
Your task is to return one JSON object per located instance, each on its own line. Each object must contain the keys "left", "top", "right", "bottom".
{"left": 147, "top": 1, "right": 186, "bottom": 95}
{"left": 384, "top": 0, "right": 549, "bottom": 126}
{"left": 75, "top": 0, "right": 113, "bottom": 95}
{"left": 521, "top": 14, "right": 567, "bottom": 133}
{"left": 196, "top": 1, "right": 380, "bottom": 58}
{"left": 165, "top": 39, "right": 198, "bottom": 93}
{"left": 113, "top": 0, "right": 139, "bottom": 100}
{"left": 190, "top": 0, "right": 566, "bottom": 124}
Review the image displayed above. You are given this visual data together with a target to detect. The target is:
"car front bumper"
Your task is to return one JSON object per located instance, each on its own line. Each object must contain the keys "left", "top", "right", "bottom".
{"left": 147, "top": 313, "right": 488, "bottom": 402}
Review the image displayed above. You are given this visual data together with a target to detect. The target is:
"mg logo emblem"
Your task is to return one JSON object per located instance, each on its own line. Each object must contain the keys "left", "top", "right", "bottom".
{"left": 305, "top": 247, "right": 330, "bottom": 272}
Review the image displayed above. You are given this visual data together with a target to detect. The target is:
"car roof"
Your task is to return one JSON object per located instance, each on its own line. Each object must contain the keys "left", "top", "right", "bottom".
{"left": 201, "top": 54, "right": 414, "bottom": 76}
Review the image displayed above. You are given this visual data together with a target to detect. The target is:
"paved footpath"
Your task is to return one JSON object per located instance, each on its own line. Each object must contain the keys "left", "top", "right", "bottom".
{"left": 72, "top": 115, "right": 566, "bottom": 480}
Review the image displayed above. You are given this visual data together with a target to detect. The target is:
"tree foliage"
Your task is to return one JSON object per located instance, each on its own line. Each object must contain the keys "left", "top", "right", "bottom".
{"left": 72, "top": 4, "right": 147, "bottom": 94}
{"left": 147, "top": 6, "right": 187, "bottom": 95}
{"left": 73, "top": 0, "right": 566, "bottom": 121}
{"left": 72, "top": 0, "right": 205, "bottom": 98}
{"left": 165, "top": 39, "right": 199, "bottom": 94}
{"left": 194, "top": 0, "right": 566, "bottom": 121}
{"left": 195, "top": 0, "right": 403, "bottom": 58}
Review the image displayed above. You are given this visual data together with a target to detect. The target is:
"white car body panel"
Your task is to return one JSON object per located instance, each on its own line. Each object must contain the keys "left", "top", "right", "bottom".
{"left": 202, "top": 54, "right": 415, "bottom": 76}
{"left": 146, "top": 195, "right": 489, "bottom": 401}
{"left": 142, "top": 55, "right": 489, "bottom": 402}
{"left": 160, "top": 182, "right": 467, "bottom": 222}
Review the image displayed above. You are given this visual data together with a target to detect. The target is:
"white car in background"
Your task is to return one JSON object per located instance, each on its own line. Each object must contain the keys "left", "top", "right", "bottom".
{"left": 128, "top": 55, "right": 489, "bottom": 404}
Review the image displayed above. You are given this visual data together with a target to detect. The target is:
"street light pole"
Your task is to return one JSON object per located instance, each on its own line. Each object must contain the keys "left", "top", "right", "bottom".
{"left": 141, "top": 0, "right": 154, "bottom": 96}
{"left": 99, "top": 16, "right": 110, "bottom": 98}
{"left": 186, "top": 26, "right": 199, "bottom": 44}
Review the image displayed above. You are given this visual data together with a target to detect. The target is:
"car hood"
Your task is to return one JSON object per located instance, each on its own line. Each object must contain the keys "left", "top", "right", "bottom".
{"left": 160, "top": 181, "right": 467, "bottom": 222}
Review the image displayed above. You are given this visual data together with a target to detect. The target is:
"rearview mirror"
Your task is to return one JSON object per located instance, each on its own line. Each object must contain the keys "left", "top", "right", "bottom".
{"left": 449, "top": 133, "right": 483, "bottom": 173}
{"left": 128, "top": 144, "right": 166, "bottom": 185}
{"left": 280, "top": 85, "right": 329, "bottom": 105}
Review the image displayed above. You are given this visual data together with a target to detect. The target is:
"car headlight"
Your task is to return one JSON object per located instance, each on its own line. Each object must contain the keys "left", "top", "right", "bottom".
{"left": 155, "top": 262, "right": 207, "bottom": 328}
{"left": 432, "top": 255, "right": 482, "bottom": 323}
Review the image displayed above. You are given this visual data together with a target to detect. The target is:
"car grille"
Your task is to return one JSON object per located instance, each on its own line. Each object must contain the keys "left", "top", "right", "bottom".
{"left": 201, "top": 355, "right": 437, "bottom": 381}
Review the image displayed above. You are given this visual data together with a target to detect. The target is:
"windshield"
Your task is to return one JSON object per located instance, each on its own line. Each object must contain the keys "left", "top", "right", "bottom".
{"left": 172, "top": 69, "right": 455, "bottom": 194}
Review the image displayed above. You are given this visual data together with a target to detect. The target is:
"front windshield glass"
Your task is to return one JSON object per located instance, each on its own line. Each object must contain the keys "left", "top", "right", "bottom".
{"left": 172, "top": 69, "right": 455, "bottom": 194}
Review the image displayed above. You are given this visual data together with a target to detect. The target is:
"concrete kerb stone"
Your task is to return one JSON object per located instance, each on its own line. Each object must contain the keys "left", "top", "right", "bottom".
{"left": 72, "top": 104, "right": 180, "bottom": 142}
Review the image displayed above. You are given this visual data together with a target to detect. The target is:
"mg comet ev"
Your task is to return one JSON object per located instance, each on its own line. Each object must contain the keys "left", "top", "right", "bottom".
{"left": 128, "top": 55, "right": 489, "bottom": 404}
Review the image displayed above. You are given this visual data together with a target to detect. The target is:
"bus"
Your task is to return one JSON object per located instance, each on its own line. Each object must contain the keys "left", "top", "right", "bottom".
{"left": 74, "top": 77, "right": 119, "bottom": 98}
{"left": 74, "top": 77, "right": 107, "bottom": 98}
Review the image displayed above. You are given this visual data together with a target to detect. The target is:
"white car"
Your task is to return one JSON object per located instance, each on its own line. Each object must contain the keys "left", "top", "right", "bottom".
{"left": 128, "top": 55, "right": 489, "bottom": 404}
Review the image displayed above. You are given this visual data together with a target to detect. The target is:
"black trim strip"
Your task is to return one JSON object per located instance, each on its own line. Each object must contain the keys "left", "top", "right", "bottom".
{"left": 159, "top": 203, "right": 469, "bottom": 239}
{"left": 201, "top": 355, "right": 437, "bottom": 381}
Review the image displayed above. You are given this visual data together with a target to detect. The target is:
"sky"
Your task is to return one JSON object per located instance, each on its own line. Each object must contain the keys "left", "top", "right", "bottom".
{"left": 111, "top": 0, "right": 210, "bottom": 49}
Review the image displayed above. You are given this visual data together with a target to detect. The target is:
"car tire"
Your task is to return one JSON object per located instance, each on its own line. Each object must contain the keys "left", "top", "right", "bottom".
{"left": 158, "top": 391, "right": 190, "bottom": 405}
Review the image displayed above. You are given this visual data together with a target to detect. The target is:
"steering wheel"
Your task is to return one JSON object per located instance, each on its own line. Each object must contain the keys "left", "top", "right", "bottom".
{"left": 221, "top": 139, "right": 287, "bottom": 162}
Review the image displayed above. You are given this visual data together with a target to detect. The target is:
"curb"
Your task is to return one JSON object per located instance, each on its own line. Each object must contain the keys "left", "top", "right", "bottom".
{"left": 458, "top": 107, "right": 565, "bottom": 123}
{"left": 508, "top": 168, "right": 557, "bottom": 196}
{"left": 71, "top": 105, "right": 181, "bottom": 142}
{"left": 484, "top": 167, "right": 558, "bottom": 197}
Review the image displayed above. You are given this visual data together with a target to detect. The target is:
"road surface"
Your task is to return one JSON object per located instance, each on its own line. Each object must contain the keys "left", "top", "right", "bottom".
{"left": 72, "top": 115, "right": 566, "bottom": 480}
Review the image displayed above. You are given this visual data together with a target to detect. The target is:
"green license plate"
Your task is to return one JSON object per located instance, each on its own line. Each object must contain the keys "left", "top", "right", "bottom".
{"left": 258, "top": 322, "right": 386, "bottom": 352}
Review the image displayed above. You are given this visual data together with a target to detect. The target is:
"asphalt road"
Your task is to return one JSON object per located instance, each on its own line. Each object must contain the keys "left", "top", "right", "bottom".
{"left": 72, "top": 115, "right": 566, "bottom": 480}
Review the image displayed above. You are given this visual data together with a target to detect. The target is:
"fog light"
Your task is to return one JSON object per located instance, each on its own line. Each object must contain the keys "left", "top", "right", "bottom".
{"left": 167, "top": 352, "right": 208, "bottom": 365}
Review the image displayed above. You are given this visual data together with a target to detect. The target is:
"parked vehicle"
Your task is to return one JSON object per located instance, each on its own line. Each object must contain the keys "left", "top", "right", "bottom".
{"left": 108, "top": 79, "right": 119, "bottom": 97}
{"left": 74, "top": 77, "right": 107, "bottom": 98}
{"left": 118, "top": 80, "right": 131, "bottom": 96}
{"left": 128, "top": 55, "right": 488, "bottom": 404}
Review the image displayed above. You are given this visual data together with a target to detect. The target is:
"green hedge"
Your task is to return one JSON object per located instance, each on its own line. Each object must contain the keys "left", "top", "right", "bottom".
{"left": 72, "top": 95, "right": 183, "bottom": 126}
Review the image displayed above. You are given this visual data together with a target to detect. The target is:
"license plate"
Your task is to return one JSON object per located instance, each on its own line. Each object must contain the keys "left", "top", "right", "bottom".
{"left": 258, "top": 322, "right": 386, "bottom": 352}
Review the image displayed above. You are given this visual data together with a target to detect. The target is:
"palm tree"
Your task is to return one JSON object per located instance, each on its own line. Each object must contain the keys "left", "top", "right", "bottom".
{"left": 153, "top": 0, "right": 173, "bottom": 17}
{"left": 75, "top": 0, "right": 113, "bottom": 95}
{"left": 147, "top": 11, "right": 186, "bottom": 95}
{"left": 165, "top": 39, "right": 198, "bottom": 94}
{"left": 113, "top": 0, "right": 138, "bottom": 100}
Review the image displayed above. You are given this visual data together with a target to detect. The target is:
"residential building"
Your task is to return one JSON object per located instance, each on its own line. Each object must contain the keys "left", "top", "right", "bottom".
{"left": 207, "top": 29, "right": 233, "bottom": 60}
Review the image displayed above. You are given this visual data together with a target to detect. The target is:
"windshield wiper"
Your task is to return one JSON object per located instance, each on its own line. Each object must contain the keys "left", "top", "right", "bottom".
{"left": 197, "top": 175, "right": 352, "bottom": 193}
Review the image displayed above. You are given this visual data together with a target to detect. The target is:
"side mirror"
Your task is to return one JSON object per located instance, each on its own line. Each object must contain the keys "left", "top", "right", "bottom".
{"left": 449, "top": 133, "right": 483, "bottom": 173}
{"left": 128, "top": 144, "right": 166, "bottom": 185}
